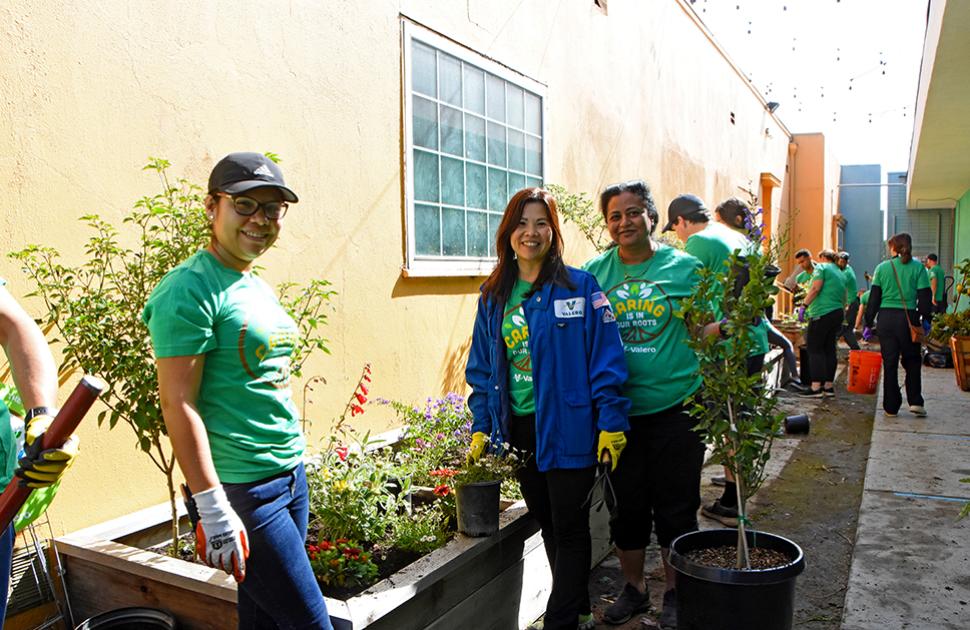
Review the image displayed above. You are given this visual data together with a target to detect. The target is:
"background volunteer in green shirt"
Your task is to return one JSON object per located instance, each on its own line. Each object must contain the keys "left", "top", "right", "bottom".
{"left": 854, "top": 289, "right": 870, "bottom": 331}
{"left": 786, "top": 248, "right": 815, "bottom": 305}
{"left": 144, "top": 153, "right": 332, "bottom": 629}
{"left": 583, "top": 180, "right": 705, "bottom": 628}
{"left": 924, "top": 253, "right": 947, "bottom": 316}
{"left": 863, "top": 233, "right": 932, "bottom": 417}
{"left": 664, "top": 193, "right": 767, "bottom": 528}
{"left": 715, "top": 198, "right": 805, "bottom": 391}
{"left": 836, "top": 251, "right": 861, "bottom": 350}
{"left": 798, "top": 249, "right": 847, "bottom": 398}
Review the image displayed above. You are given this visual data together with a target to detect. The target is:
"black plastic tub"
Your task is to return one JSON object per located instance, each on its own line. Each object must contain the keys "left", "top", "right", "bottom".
{"left": 75, "top": 607, "right": 177, "bottom": 629}
{"left": 455, "top": 480, "right": 501, "bottom": 536}
{"left": 669, "top": 528, "right": 805, "bottom": 630}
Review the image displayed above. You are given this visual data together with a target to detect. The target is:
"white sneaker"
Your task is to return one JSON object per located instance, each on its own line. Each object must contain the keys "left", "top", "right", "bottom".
{"left": 909, "top": 405, "right": 927, "bottom": 417}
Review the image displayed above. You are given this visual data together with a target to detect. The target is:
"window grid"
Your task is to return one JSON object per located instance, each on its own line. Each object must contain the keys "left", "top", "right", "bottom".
{"left": 411, "top": 38, "right": 543, "bottom": 263}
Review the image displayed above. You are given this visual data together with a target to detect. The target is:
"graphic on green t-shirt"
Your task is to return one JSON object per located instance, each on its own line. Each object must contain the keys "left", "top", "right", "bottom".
{"left": 870, "top": 257, "right": 931, "bottom": 310}
{"left": 503, "top": 279, "right": 535, "bottom": 415}
{"left": 583, "top": 245, "right": 702, "bottom": 415}
{"left": 807, "top": 262, "right": 847, "bottom": 319}
{"left": 929, "top": 265, "right": 945, "bottom": 301}
{"left": 143, "top": 251, "right": 305, "bottom": 483}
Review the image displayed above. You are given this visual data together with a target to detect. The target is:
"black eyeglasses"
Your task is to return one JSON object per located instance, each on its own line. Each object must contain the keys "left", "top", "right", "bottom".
{"left": 217, "top": 193, "right": 288, "bottom": 220}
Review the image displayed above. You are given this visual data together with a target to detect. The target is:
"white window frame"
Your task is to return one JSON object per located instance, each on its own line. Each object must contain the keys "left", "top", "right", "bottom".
{"left": 402, "top": 20, "right": 547, "bottom": 277}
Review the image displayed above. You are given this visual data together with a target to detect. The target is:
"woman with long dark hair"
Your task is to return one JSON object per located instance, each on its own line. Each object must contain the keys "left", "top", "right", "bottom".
{"left": 863, "top": 233, "right": 932, "bottom": 417}
{"left": 465, "top": 187, "right": 629, "bottom": 630}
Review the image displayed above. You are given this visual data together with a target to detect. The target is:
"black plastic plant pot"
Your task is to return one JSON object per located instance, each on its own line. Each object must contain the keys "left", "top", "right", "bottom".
{"left": 669, "top": 528, "right": 805, "bottom": 630}
{"left": 456, "top": 480, "right": 501, "bottom": 536}
{"left": 75, "top": 607, "right": 178, "bottom": 629}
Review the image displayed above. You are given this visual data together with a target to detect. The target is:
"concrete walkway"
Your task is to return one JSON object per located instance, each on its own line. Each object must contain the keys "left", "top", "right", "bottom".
{"left": 842, "top": 365, "right": 970, "bottom": 628}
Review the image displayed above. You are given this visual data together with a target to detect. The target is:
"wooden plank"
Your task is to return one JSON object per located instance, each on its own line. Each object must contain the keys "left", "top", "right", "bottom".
{"left": 61, "top": 554, "right": 236, "bottom": 630}
{"left": 54, "top": 538, "right": 236, "bottom": 601}
{"left": 4, "top": 600, "right": 67, "bottom": 630}
{"left": 426, "top": 534, "right": 553, "bottom": 630}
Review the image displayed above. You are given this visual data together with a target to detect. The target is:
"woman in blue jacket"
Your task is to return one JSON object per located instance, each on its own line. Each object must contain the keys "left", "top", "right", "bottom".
{"left": 465, "top": 187, "right": 630, "bottom": 630}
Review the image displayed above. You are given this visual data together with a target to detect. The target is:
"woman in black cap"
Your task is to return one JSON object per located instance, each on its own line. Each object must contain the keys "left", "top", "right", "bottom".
{"left": 144, "top": 153, "right": 333, "bottom": 628}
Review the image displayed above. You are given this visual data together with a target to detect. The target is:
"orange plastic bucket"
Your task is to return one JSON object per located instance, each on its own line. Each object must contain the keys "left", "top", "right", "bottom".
{"left": 847, "top": 350, "right": 882, "bottom": 394}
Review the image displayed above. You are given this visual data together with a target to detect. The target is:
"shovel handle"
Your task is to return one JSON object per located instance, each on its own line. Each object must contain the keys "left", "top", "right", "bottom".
{"left": 0, "top": 376, "right": 106, "bottom": 531}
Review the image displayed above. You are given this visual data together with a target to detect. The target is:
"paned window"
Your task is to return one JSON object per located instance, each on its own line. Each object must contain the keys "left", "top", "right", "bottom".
{"left": 403, "top": 22, "right": 545, "bottom": 276}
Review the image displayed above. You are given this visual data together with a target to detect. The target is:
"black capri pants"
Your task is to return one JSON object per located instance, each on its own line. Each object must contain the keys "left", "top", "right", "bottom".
{"left": 806, "top": 308, "right": 844, "bottom": 383}
{"left": 609, "top": 402, "right": 706, "bottom": 550}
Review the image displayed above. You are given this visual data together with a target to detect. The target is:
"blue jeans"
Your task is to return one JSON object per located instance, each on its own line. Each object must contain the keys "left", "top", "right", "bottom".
{"left": 1, "top": 522, "right": 13, "bottom": 621}
{"left": 224, "top": 463, "right": 332, "bottom": 629}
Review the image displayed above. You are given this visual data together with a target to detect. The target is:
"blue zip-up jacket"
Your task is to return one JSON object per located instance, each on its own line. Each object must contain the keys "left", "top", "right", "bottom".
{"left": 465, "top": 267, "right": 630, "bottom": 472}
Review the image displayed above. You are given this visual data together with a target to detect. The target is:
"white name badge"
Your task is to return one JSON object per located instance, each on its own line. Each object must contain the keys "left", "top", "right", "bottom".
{"left": 554, "top": 297, "right": 585, "bottom": 318}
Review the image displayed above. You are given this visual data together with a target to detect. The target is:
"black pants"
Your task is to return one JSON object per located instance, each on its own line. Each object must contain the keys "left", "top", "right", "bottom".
{"left": 510, "top": 414, "right": 595, "bottom": 630}
{"left": 842, "top": 300, "right": 861, "bottom": 350}
{"left": 876, "top": 309, "right": 924, "bottom": 413}
{"left": 806, "top": 309, "right": 843, "bottom": 384}
{"left": 609, "top": 403, "right": 706, "bottom": 550}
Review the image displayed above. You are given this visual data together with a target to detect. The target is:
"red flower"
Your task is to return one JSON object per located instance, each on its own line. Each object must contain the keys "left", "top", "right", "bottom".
{"left": 355, "top": 392, "right": 367, "bottom": 404}
{"left": 336, "top": 538, "right": 349, "bottom": 544}
{"left": 320, "top": 541, "right": 333, "bottom": 550}
{"left": 433, "top": 484, "right": 451, "bottom": 497}
{"left": 335, "top": 446, "right": 349, "bottom": 461}
{"left": 363, "top": 374, "right": 371, "bottom": 382}
{"left": 351, "top": 404, "right": 364, "bottom": 416}
{"left": 359, "top": 384, "right": 369, "bottom": 395}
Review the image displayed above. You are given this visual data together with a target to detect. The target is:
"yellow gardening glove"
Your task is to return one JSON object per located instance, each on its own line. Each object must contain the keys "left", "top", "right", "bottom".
{"left": 16, "top": 414, "right": 80, "bottom": 488}
{"left": 467, "top": 431, "right": 488, "bottom": 465}
{"left": 598, "top": 430, "right": 627, "bottom": 472}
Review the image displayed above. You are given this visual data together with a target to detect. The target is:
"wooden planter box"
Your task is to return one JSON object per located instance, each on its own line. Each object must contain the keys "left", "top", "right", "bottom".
{"left": 55, "top": 497, "right": 612, "bottom": 629}
{"left": 951, "top": 335, "right": 970, "bottom": 391}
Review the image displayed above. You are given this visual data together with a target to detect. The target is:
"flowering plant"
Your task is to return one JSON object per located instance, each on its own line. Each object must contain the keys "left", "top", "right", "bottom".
{"left": 306, "top": 434, "right": 402, "bottom": 543}
{"left": 454, "top": 451, "right": 522, "bottom": 488}
{"left": 381, "top": 393, "right": 473, "bottom": 485}
{"left": 307, "top": 538, "right": 379, "bottom": 588}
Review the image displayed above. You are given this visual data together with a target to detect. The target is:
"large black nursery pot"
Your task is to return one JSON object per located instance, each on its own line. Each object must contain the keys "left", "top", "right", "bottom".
{"left": 75, "top": 607, "right": 177, "bottom": 629}
{"left": 669, "top": 528, "right": 805, "bottom": 630}
{"left": 456, "top": 480, "right": 501, "bottom": 536}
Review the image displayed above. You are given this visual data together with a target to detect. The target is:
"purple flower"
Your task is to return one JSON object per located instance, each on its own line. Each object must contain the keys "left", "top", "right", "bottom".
{"left": 415, "top": 438, "right": 427, "bottom": 450}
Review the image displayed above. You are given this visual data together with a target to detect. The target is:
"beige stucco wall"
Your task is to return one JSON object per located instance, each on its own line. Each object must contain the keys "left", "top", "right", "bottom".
{"left": 1, "top": 0, "right": 792, "bottom": 535}
{"left": 787, "top": 133, "right": 840, "bottom": 277}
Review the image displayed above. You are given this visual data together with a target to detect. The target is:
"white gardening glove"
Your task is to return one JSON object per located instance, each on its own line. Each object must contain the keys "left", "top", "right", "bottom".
{"left": 193, "top": 486, "right": 249, "bottom": 582}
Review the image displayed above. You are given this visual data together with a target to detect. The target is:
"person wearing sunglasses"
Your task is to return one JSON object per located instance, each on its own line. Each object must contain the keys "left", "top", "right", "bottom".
{"left": 143, "top": 152, "right": 332, "bottom": 628}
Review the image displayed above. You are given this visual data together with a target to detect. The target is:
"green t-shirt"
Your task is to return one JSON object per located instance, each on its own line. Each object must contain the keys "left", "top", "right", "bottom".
{"left": 929, "top": 265, "right": 946, "bottom": 301}
{"left": 807, "top": 262, "right": 847, "bottom": 318}
{"left": 843, "top": 265, "right": 858, "bottom": 302}
{"left": 684, "top": 223, "right": 769, "bottom": 356}
{"left": 583, "top": 245, "right": 702, "bottom": 415}
{"left": 870, "top": 257, "right": 931, "bottom": 310}
{"left": 795, "top": 270, "right": 812, "bottom": 286}
{"left": 860, "top": 290, "right": 870, "bottom": 306}
{"left": 143, "top": 251, "right": 305, "bottom": 483}
{"left": 0, "top": 277, "right": 15, "bottom": 486}
{"left": 503, "top": 279, "right": 535, "bottom": 415}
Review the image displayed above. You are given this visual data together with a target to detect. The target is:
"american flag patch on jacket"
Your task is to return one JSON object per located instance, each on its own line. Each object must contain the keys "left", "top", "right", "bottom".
{"left": 591, "top": 291, "right": 609, "bottom": 309}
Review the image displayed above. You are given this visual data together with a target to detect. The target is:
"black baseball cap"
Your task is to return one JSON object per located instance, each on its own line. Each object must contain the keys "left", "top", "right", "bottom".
{"left": 662, "top": 194, "right": 707, "bottom": 232}
{"left": 208, "top": 152, "right": 298, "bottom": 203}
